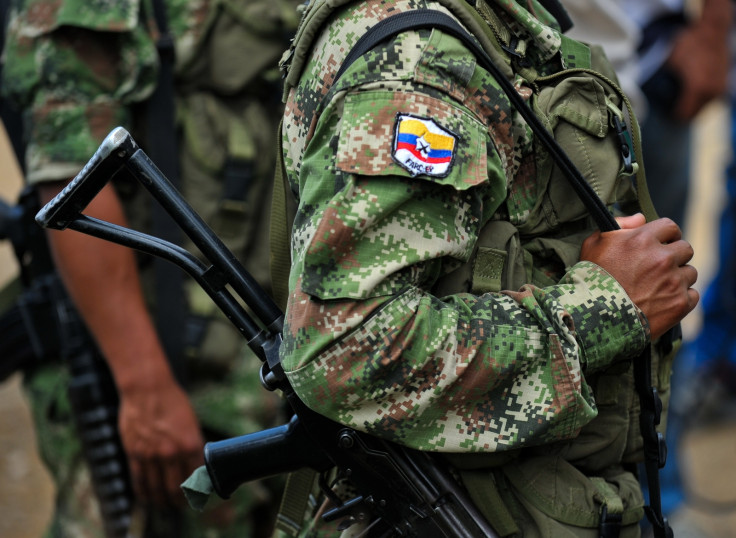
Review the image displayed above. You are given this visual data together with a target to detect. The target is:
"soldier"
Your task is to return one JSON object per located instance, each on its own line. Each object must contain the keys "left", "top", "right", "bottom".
{"left": 275, "top": 0, "right": 698, "bottom": 536}
{"left": 1, "top": 0, "right": 299, "bottom": 536}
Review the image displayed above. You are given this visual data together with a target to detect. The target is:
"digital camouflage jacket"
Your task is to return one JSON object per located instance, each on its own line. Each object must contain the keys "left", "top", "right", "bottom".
{"left": 279, "top": 0, "right": 673, "bottom": 534}
{"left": 2, "top": 0, "right": 296, "bottom": 188}
{"left": 281, "top": 0, "right": 649, "bottom": 456}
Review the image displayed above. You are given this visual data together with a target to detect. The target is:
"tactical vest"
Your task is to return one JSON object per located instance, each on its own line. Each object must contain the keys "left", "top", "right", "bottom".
{"left": 114, "top": 0, "right": 299, "bottom": 370}
{"left": 273, "top": 0, "right": 677, "bottom": 535}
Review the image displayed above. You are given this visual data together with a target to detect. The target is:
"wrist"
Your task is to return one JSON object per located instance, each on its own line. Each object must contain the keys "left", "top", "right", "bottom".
{"left": 108, "top": 346, "right": 180, "bottom": 396}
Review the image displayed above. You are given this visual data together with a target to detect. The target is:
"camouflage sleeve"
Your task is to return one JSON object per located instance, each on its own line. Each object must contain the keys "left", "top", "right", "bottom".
{"left": 281, "top": 6, "right": 649, "bottom": 453}
{"left": 1, "top": 0, "right": 157, "bottom": 184}
{"left": 282, "top": 173, "right": 647, "bottom": 453}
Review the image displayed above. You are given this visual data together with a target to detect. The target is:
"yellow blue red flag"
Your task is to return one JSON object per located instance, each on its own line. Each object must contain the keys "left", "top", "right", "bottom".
{"left": 392, "top": 114, "right": 457, "bottom": 177}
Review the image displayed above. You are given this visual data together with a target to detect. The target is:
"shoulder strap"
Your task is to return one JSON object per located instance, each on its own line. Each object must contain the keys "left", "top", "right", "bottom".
{"left": 274, "top": 11, "right": 672, "bottom": 536}
{"left": 147, "top": 0, "right": 188, "bottom": 386}
{"left": 270, "top": 120, "right": 296, "bottom": 311}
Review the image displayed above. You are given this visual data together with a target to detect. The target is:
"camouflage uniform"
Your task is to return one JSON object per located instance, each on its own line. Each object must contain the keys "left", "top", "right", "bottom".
{"left": 279, "top": 0, "right": 675, "bottom": 535}
{"left": 2, "top": 0, "right": 299, "bottom": 536}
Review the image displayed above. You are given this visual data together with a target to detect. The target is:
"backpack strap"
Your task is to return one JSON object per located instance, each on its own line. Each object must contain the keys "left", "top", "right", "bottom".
{"left": 147, "top": 0, "right": 188, "bottom": 386}
{"left": 270, "top": 119, "right": 297, "bottom": 311}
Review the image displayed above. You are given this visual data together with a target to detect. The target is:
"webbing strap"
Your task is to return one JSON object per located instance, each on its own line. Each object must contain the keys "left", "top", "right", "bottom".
{"left": 148, "top": 0, "right": 187, "bottom": 386}
{"left": 269, "top": 120, "right": 294, "bottom": 311}
{"left": 591, "top": 477, "right": 624, "bottom": 516}
{"left": 459, "top": 470, "right": 519, "bottom": 537}
{"left": 275, "top": 469, "right": 319, "bottom": 536}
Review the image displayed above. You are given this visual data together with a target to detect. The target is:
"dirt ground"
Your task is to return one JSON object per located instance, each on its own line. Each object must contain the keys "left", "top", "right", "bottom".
{"left": 1, "top": 102, "right": 736, "bottom": 537}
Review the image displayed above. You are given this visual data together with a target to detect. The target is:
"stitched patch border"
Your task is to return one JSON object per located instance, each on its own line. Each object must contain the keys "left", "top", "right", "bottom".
{"left": 392, "top": 113, "right": 458, "bottom": 178}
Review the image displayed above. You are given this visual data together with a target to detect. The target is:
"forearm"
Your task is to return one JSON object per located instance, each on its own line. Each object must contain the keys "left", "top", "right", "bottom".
{"left": 38, "top": 182, "right": 176, "bottom": 394}
{"left": 283, "top": 260, "right": 648, "bottom": 453}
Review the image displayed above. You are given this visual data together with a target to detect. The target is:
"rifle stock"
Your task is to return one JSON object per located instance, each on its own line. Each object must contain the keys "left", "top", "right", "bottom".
{"left": 37, "top": 127, "right": 499, "bottom": 537}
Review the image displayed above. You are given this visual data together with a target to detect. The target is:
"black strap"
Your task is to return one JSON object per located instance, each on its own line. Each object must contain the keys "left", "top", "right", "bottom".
{"left": 147, "top": 0, "right": 187, "bottom": 387}
{"left": 635, "top": 345, "right": 674, "bottom": 538}
{"left": 334, "top": 10, "right": 671, "bottom": 537}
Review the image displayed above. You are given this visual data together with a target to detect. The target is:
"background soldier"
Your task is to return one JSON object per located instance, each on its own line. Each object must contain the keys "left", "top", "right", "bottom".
{"left": 1, "top": 0, "right": 300, "bottom": 536}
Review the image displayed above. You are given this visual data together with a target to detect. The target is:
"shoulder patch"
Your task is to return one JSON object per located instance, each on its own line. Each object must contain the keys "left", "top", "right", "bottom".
{"left": 335, "top": 90, "right": 488, "bottom": 189}
{"left": 392, "top": 114, "right": 457, "bottom": 177}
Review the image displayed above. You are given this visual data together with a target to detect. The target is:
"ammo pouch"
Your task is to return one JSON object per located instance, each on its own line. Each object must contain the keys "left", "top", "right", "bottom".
{"left": 453, "top": 455, "right": 644, "bottom": 538}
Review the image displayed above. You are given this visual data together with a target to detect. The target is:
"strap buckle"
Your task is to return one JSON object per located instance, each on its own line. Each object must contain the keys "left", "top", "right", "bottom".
{"left": 612, "top": 115, "right": 636, "bottom": 175}
{"left": 599, "top": 505, "right": 622, "bottom": 538}
{"left": 500, "top": 37, "right": 532, "bottom": 68}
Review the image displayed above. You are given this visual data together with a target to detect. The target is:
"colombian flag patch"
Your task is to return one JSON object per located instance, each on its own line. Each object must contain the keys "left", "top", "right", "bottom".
{"left": 392, "top": 114, "right": 457, "bottom": 177}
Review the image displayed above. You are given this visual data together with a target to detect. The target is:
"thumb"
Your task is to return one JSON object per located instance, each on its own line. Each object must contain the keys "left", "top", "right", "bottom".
{"left": 615, "top": 213, "right": 646, "bottom": 230}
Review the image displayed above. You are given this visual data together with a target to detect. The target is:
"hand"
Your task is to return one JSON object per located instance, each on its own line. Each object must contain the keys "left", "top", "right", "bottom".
{"left": 118, "top": 380, "right": 204, "bottom": 507}
{"left": 580, "top": 214, "right": 699, "bottom": 340}
{"left": 666, "top": 2, "right": 731, "bottom": 121}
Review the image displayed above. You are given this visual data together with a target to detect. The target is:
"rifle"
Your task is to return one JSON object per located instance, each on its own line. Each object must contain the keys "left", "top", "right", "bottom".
{"left": 36, "top": 126, "right": 499, "bottom": 537}
{"left": 0, "top": 187, "right": 134, "bottom": 538}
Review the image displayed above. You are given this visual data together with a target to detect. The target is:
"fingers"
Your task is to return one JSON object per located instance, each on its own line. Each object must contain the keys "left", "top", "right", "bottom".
{"left": 162, "top": 457, "right": 187, "bottom": 506}
{"left": 129, "top": 447, "right": 200, "bottom": 507}
{"left": 581, "top": 215, "right": 699, "bottom": 341}
{"left": 608, "top": 216, "right": 682, "bottom": 243}
{"left": 117, "top": 385, "right": 204, "bottom": 508}
{"left": 129, "top": 457, "right": 148, "bottom": 504}
{"left": 670, "top": 239, "right": 695, "bottom": 268}
{"left": 641, "top": 217, "right": 683, "bottom": 244}
{"left": 687, "top": 286, "right": 700, "bottom": 312}
{"left": 146, "top": 458, "right": 169, "bottom": 507}
{"left": 129, "top": 449, "right": 201, "bottom": 507}
{"left": 615, "top": 213, "right": 646, "bottom": 229}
